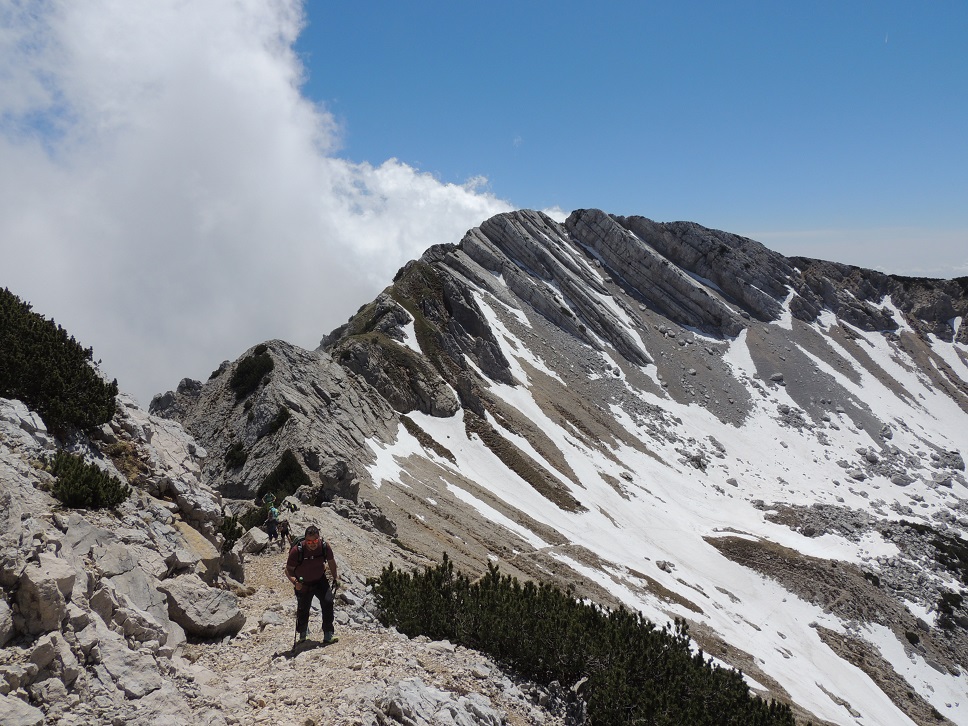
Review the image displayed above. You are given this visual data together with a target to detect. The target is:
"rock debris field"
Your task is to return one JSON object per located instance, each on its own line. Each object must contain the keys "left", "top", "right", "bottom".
{"left": 177, "top": 544, "right": 570, "bottom": 726}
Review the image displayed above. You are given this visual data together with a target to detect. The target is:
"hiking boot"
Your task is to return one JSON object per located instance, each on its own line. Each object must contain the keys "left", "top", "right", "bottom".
{"left": 297, "top": 629, "right": 308, "bottom": 643}
{"left": 323, "top": 631, "right": 338, "bottom": 644}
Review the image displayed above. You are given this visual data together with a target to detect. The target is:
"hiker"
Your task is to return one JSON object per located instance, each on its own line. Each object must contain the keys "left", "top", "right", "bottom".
{"left": 277, "top": 518, "right": 292, "bottom": 547}
{"left": 265, "top": 504, "right": 280, "bottom": 544}
{"left": 285, "top": 525, "right": 339, "bottom": 643}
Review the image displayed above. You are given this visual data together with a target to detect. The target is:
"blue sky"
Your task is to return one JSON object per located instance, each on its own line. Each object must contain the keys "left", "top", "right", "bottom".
{"left": 296, "top": 1, "right": 967, "bottom": 266}
{"left": 0, "top": 1, "right": 965, "bottom": 405}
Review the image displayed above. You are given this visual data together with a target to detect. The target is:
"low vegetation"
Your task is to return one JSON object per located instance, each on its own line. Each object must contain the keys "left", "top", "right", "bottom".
{"left": 254, "top": 449, "right": 310, "bottom": 506}
{"left": 260, "top": 405, "right": 290, "bottom": 439}
{"left": 230, "top": 344, "right": 273, "bottom": 400}
{"left": 224, "top": 441, "right": 248, "bottom": 469}
{"left": 0, "top": 287, "right": 118, "bottom": 434}
{"left": 46, "top": 450, "right": 131, "bottom": 510}
{"left": 218, "top": 514, "right": 244, "bottom": 552}
{"left": 371, "top": 556, "right": 796, "bottom": 726}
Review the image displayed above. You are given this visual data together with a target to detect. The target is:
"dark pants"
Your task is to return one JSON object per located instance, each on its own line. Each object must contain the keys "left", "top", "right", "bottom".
{"left": 295, "top": 579, "right": 334, "bottom": 635}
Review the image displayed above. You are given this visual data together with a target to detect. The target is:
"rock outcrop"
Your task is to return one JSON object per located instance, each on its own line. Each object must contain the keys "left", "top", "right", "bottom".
{"left": 0, "top": 395, "right": 245, "bottom": 723}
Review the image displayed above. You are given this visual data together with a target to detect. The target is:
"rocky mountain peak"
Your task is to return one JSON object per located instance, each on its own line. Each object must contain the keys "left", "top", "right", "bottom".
{"left": 5, "top": 207, "right": 968, "bottom": 725}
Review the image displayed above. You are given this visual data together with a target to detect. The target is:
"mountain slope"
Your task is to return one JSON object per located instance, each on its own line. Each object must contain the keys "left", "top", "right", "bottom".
{"left": 157, "top": 209, "right": 968, "bottom": 726}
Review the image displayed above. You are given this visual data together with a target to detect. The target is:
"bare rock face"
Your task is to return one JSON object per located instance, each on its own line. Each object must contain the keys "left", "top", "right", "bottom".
{"left": 151, "top": 341, "right": 398, "bottom": 501}
{"left": 16, "top": 555, "right": 76, "bottom": 635}
{"left": 372, "top": 677, "right": 506, "bottom": 726}
{"left": 462, "top": 210, "right": 652, "bottom": 366}
{"left": 158, "top": 573, "right": 245, "bottom": 639}
{"left": 0, "top": 693, "right": 45, "bottom": 726}
{"left": 566, "top": 210, "right": 760, "bottom": 335}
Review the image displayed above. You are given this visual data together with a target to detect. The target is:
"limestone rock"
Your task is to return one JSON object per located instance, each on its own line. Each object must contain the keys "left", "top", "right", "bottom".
{"left": 16, "top": 554, "right": 76, "bottom": 635}
{"left": 235, "top": 526, "right": 269, "bottom": 554}
{"left": 94, "top": 622, "right": 165, "bottom": 698}
{"left": 172, "top": 519, "right": 220, "bottom": 581}
{"left": 0, "top": 693, "right": 45, "bottom": 726}
{"left": 373, "top": 677, "right": 505, "bottom": 726}
{"left": 158, "top": 573, "right": 245, "bottom": 638}
{"left": 152, "top": 341, "right": 398, "bottom": 501}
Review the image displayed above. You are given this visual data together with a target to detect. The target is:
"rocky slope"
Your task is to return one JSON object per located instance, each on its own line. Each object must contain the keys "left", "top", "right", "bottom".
{"left": 154, "top": 209, "right": 968, "bottom": 726}
{"left": 0, "top": 393, "right": 571, "bottom": 725}
{"left": 4, "top": 207, "right": 967, "bottom": 725}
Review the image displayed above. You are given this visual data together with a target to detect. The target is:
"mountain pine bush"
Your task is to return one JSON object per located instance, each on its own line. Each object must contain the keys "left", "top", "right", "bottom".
{"left": 371, "top": 556, "right": 796, "bottom": 726}
{"left": 230, "top": 344, "right": 273, "bottom": 400}
{"left": 0, "top": 287, "right": 118, "bottom": 434}
{"left": 46, "top": 450, "right": 131, "bottom": 509}
{"left": 254, "top": 449, "right": 310, "bottom": 505}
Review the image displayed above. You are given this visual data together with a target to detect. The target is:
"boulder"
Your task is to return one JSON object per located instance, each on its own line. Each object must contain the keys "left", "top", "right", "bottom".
{"left": 172, "top": 520, "right": 220, "bottom": 582}
{"left": 16, "top": 554, "right": 76, "bottom": 635}
{"left": 95, "top": 626, "right": 164, "bottom": 699}
{"left": 63, "top": 513, "right": 118, "bottom": 556}
{"left": 29, "top": 632, "right": 81, "bottom": 686}
{"left": 92, "top": 541, "right": 139, "bottom": 577}
{"left": 158, "top": 574, "right": 245, "bottom": 638}
{"left": 0, "top": 693, "right": 45, "bottom": 726}
{"left": 234, "top": 526, "right": 269, "bottom": 555}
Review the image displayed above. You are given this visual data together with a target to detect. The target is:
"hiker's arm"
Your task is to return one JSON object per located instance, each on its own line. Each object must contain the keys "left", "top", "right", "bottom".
{"left": 327, "top": 551, "right": 338, "bottom": 585}
{"left": 285, "top": 554, "right": 301, "bottom": 589}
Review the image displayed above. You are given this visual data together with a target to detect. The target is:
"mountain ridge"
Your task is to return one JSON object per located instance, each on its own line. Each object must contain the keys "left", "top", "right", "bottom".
{"left": 2, "top": 207, "right": 966, "bottom": 724}
{"left": 151, "top": 207, "right": 967, "bottom": 725}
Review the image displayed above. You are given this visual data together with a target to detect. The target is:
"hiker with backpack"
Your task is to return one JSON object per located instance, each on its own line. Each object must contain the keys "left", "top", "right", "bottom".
{"left": 277, "top": 518, "right": 292, "bottom": 548}
{"left": 265, "top": 504, "right": 280, "bottom": 544}
{"left": 285, "top": 525, "right": 339, "bottom": 643}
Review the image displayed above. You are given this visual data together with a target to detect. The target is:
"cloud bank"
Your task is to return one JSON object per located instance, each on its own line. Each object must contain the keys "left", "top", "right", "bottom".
{"left": 0, "top": 0, "right": 511, "bottom": 405}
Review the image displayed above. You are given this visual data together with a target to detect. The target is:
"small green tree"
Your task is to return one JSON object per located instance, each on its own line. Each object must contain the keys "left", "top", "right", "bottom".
{"left": 224, "top": 441, "right": 248, "bottom": 469}
{"left": 0, "top": 288, "right": 118, "bottom": 434}
{"left": 254, "top": 449, "right": 310, "bottom": 503}
{"left": 46, "top": 450, "right": 130, "bottom": 509}
{"left": 218, "top": 514, "right": 245, "bottom": 552}
{"left": 230, "top": 345, "right": 273, "bottom": 400}
{"left": 370, "top": 557, "right": 796, "bottom": 726}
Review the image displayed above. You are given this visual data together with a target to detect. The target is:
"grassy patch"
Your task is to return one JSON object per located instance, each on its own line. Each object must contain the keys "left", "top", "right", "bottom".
{"left": 104, "top": 440, "right": 150, "bottom": 483}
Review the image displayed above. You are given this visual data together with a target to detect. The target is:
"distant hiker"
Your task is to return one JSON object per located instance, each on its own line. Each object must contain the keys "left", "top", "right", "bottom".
{"left": 285, "top": 525, "right": 339, "bottom": 643}
{"left": 262, "top": 492, "right": 276, "bottom": 507}
{"left": 277, "top": 518, "right": 292, "bottom": 547}
{"left": 265, "top": 505, "right": 280, "bottom": 544}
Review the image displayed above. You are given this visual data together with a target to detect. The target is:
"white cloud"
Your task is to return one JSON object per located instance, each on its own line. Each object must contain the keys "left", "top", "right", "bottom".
{"left": 0, "top": 0, "right": 511, "bottom": 405}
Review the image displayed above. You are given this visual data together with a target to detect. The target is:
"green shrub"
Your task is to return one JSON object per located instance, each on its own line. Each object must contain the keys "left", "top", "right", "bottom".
{"left": 370, "top": 556, "right": 795, "bottom": 726}
{"left": 218, "top": 514, "right": 244, "bottom": 552}
{"left": 254, "top": 449, "right": 310, "bottom": 504}
{"left": 46, "top": 450, "right": 130, "bottom": 509}
{"left": 260, "top": 406, "right": 290, "bottom": 438}
{"left": 224, "top": 441, "right": 248, "bottom": 469}
{"left": 230, "top": 347, "right": 273, "bottom": 400}
{"left": 239, "top": 504, "right": 268, "bottom": 532}
{"left": 0, "top": 288, "right": 118, "bottom": 434}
